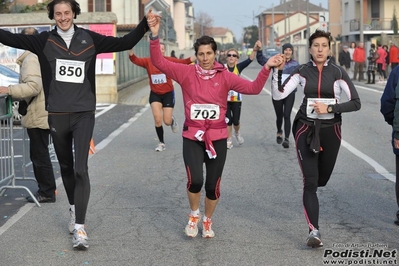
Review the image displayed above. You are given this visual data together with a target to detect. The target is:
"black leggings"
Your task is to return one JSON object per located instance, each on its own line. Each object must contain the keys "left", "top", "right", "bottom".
{"left": 183, "top": 138, "right": 227, "bottom": 200}
{"left": 48, "top": 111, "right": 94, "bottom": 224}
{"left": 294, "top": 120, "right": 341, "bottom": 231}
{"left": 226, "top": 101, "right": 242, "bottom": 126}
{"left": 272, "top": 92, "right": 295, "bottom": 138}
{"left": 377, "top": 63, "right": 387, "bottom": 79}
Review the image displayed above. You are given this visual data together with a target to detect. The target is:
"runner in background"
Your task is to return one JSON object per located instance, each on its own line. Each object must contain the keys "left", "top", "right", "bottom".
{"left": 256, "top": 41, "right": 299, "bottom": 148}
{"left": 224, "top": 45, "right": 257, "bottom": 149}
{"left": 129, "top": 46, "right": 196, "bottom": 151}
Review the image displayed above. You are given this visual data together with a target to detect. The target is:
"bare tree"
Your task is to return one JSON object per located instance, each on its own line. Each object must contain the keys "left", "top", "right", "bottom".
{"left": 194, "top": 12, "right": 213, "bottom": 38}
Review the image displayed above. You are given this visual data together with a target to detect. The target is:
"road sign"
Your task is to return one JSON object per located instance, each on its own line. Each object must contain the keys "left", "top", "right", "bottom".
{"left": 319, "top": 21, "right": 328, "bottom": 31}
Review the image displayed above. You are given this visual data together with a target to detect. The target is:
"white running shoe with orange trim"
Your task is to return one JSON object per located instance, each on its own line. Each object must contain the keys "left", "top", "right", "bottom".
{"left": 184, "top": 214, "right": 201, "bottom": 237}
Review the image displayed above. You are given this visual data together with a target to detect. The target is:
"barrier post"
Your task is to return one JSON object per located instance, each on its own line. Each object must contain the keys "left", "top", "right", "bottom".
{"left": 0, "top": 95, "right": 40, "bottom": 207}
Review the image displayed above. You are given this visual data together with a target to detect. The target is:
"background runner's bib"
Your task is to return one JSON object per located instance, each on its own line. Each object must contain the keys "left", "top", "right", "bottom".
{"left": 55, "top": 59, "right": 85, "bottom": 83}
{"left": 190, "top": 104, "right": 220, "bottom": 120}
{"left": 306, "top": 98, "right": 336, "bottom": 120}
{"left": 227, "top": 90, "right": 242, "bottom": 101}
{"left": 151, "top": 73, "right": 167, "bottom": 84}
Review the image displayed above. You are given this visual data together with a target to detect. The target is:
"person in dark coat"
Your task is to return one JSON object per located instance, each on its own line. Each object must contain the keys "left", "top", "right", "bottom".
{"left": 338, "top": 45, "right": 351, "bottom": 72}
{"left": 366, "top": 43, "right": 377, "bottom": 84}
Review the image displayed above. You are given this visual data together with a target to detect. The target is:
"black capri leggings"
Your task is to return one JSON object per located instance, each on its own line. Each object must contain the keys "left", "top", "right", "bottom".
{"left": 294, "top": 120, "right": 341, "bottom": 231}
{"left": 226, "top": 101, "right": 242, "bottom": 126}
{"left": 183, "top": 138, "right": 227, "bottom": 200}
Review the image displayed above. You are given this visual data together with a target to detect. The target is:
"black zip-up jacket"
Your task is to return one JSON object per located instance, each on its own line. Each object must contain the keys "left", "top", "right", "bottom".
{"left": 0, "top": 17, "right": 149, "bottom": 112}
{"left": 272, "top": 59, "right": 361, "bottom": 125}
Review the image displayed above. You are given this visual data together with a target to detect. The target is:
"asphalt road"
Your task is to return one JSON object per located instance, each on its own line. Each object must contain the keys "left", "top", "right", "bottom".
{"left": 0, "top": 63, "right": 398, "bottom": 266}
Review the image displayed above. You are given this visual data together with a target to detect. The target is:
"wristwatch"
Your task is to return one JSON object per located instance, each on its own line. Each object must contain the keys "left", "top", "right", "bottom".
{"left": 327, "top": 105, "right": 334, "bottom": 113}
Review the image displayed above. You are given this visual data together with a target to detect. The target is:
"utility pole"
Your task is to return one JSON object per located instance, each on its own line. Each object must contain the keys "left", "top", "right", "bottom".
{"left": 284, "top": 0, "right": 287, "bottom": 42}
{"left": 165, "top": 15, "right": 169, "bottom": 55}
{"left": 271, "top": 3, "right": 275, "bottom": 47}
{"left": 359, "top": 0, "right": 364, "bottom": 43}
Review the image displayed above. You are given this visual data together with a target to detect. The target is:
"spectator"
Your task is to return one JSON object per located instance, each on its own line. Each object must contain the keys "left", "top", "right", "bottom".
{"left": 352, "top": 42, "right": 366, "bottom": 81}
{"left": 348, "top": 42, "right": 356, "bottom": 75}
{"left": 338, "top": 45, "right": 351, "bottom": 72}
{"left": 170, "top": 50, "right": 176, "bottom": 58}
{"left": 0, "top": 27, "right": 56, "bottom": 204}
{"left": 376, "top": 43, "right": 388, "bottom": 82}
{"left": 366, "top": 43, "right": 377, "bottom": 84}
{"left": 389, "top": 41, "right": 399, "bottom": 70}
{"left": 380, "top": 61, "right": 399, "bottom": 226}
{"left": 383, "top": 44, "right": 390, "bottom": 77}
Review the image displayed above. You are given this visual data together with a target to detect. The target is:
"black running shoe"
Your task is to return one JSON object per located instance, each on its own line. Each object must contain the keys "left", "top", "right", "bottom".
{"left": 276, "top": 133, "right": 283, "bottom": 144}
{"left": 395, "top": 210, "right": 399, "bottom": 225}
{"left": 26, "top": 192, "right": 55, "bottom": 203}
{"left": 282, "top": 138, "right": 289, "bottom": 148}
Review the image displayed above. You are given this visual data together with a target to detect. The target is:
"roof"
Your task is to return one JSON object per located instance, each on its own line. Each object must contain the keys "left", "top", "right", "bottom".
{"left": 210, "top": 27, "right": 233, "bottom": 37}
{"left": 261, "top": 0, "right": 327, "bottom": 14}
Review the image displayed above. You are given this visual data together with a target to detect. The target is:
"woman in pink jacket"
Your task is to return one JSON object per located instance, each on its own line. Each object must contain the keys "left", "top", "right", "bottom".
{"left": 376, "top": 43, "right": 388, "bottom": 82}
{"left": 147, "top": 13, "right": 283, "bottom": 238}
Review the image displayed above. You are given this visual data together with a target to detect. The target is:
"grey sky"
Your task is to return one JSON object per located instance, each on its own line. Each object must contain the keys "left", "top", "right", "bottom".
{"left": 189, "top": 0, "right": 329, "bottom": 40}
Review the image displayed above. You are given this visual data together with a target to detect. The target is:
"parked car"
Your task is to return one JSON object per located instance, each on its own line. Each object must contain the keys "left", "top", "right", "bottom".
{"left": 264, "top": 48, "right": 279, "bottom": 58}
{"left": 0, "top": 64, "right": 22, "bottom": 124}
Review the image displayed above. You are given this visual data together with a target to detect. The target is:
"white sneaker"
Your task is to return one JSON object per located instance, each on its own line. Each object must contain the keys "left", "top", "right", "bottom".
{"left": 171, "top": 116, "right": 178, "bottom": 133}
{"left": 202, "top": 217, "right": 215, "bottom": 238}
{"left": 69, "top": 209, "right": 75, "bottom": 234}
{"left": 306, "top": 229, "right": 323, "bottom": 248}
{"left": 72, "top": 228, "right": 89, "bottom": 250}
{"left": 184, "top": 214, "right": 201, "bottom": 237}
{"left": 235, "top": 132, "right": 244, "bottom": 145}
{"left": 227, "top": 138, "right": 233, "bottom": 149}
{"left": 155, "top": 142, "right": 165, "bottom": 152}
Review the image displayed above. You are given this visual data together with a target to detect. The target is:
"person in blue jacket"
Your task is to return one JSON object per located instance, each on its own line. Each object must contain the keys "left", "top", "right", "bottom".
{"left": 380, "top": 65, "right": 399, "bottom": 225}
{"left": 256, "top": 41, "right": 299, "bottom": 148}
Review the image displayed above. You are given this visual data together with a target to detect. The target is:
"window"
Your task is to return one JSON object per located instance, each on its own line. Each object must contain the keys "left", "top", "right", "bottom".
{"left": 88, "top": 0, "right": 111, "bottom": 12}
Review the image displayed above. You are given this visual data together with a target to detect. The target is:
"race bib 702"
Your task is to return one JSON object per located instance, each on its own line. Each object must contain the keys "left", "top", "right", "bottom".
{"left": 190, "top": 104, "right": 220, "bottom": 120}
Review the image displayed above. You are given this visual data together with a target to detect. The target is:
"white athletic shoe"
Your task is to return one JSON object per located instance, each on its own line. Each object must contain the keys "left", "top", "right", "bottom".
{"left": 202, "top": 217, "right": 215, "bottom": 238}
{"left": 171, "top": 116, "right": 178, "bottom": 133}
{"left": 235, "top": 132, "right": 244, "bottom": 145}
{"left": 184, "top": 214, "right": 201, "bottom": 237}
{"left": 155, "top": 142, "right": 165, "bottom": 152}
{"left": 227, "top": 138, "right": 233, "bottom": 149}
{"left": 72, "top": 227, "right": 89, "bottom": 250}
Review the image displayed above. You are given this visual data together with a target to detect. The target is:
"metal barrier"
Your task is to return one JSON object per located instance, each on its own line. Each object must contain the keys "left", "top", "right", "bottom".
{"left": 0, "top": 94, "right": 40, "bottom": 207}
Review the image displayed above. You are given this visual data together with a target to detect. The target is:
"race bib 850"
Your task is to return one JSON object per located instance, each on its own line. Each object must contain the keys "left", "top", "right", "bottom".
{"left": 55, "top": 59, "right": 85, "bottom": 83}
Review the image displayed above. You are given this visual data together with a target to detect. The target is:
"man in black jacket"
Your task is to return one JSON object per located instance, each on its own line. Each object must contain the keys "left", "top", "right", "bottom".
{"left": 338, "top": 45, "right": 351, "bottom": 72}
{"left": 0, "top": 0, "right": 158, "bottom": 250}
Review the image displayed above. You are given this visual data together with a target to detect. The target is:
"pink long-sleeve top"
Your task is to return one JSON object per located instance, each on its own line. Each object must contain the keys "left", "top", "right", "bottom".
{"left": 150, "top": 38, "right": 271, "bottom": 141}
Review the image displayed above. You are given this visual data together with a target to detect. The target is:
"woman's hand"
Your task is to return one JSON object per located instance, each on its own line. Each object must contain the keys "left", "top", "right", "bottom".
{"left": 128, "top": 49, "right": 134, "bottom": 56}
{"left": 265, "top": 54, "right": 284, "bottom": 70}
{"left": 253, "top": 40, "right": 262, "bottom": 51}
{"left": 310, "top": 102, "right": 328, "bottom": 114}
{"left": 146, "top": 9, "right": 161, "bottom": 37}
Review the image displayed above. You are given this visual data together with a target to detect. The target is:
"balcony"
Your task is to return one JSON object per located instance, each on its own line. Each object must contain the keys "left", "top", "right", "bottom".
{"left": 350, "top": 18, "right": 394, "bottom": 32}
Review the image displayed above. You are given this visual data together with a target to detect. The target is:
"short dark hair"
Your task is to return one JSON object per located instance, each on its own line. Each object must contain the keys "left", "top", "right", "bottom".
{"left": 308, "top": 29, "right": 331, "bottom": 48}
{"left": 21, "top": 27, "right": 39, "bottom": 36}
{"left": 193, "top": 36, "right": 217, "bottom": 55}
{"left": 47, "top": 0, "right": 81, "bottom": 20}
